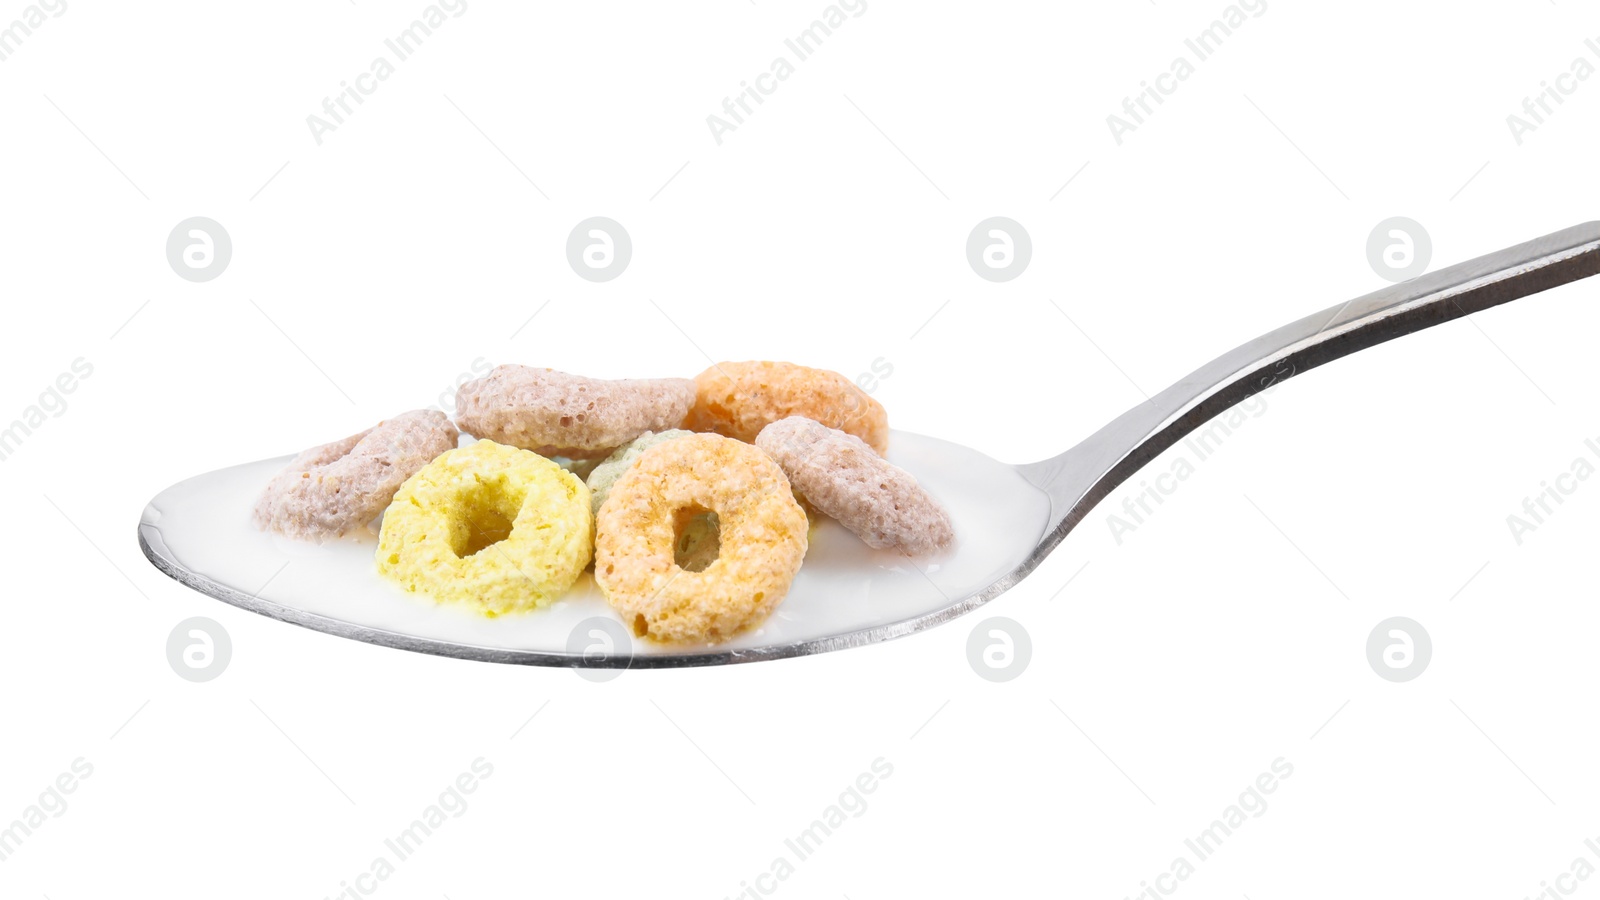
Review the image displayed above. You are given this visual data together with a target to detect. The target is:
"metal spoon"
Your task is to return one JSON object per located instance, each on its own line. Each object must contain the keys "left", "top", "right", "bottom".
{"left": 139, "top": 222, "right": 1600, "bottom": 668}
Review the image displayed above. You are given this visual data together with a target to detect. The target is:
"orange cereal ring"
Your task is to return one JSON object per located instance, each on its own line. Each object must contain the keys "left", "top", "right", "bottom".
{"left": 594, "top": 433, "right": 808, "bottom": 644}
{"left": 685, "top": 361, "right": 889, "bottom": 455}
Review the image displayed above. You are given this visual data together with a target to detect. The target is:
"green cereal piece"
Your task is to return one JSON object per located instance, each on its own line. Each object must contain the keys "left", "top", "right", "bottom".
{"left": 585, "top": 430, "right": 694, "bottom": 518}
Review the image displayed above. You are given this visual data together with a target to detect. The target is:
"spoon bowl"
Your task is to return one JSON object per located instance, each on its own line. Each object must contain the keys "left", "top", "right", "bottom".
{"left": 139, "top": 431, "right": 1052, "bottom": 667}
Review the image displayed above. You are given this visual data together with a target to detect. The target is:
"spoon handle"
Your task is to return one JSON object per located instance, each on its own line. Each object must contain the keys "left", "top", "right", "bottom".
{"left": 1021, "top": 221, "right": 1600, "bottom": 542}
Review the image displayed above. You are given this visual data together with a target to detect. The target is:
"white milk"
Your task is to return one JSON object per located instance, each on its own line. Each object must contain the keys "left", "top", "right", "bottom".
{"left": 140, "top": 432, "right": 1051, "bottom": 660}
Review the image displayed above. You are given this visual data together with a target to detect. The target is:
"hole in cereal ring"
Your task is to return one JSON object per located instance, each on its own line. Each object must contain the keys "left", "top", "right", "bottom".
{"left": 632, "top": 614, "right": 649, "bottom": 637}
{"left": 559, "top": 415, "right": 573, "bottom": 427}
{"left": 448, "top": 481, "right": 522, "bottom": 558}
{"left": 461, "top": 509, "right": 514, "bottom": 557}
{"left": 672, "top": 504, "right": 721, "bottom": 573}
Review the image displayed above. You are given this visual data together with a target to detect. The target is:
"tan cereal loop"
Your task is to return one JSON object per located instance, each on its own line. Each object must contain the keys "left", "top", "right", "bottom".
{"left": 253, "top": 409, "right": 458, "bottom": 541}
{"left": 756, "top": 416, "right": 954, "bottom": 557}
{"left": 454, "top": 365, "right": 695, "bottom": 459}
{"left": 685, "top": 361, "right": 889, "bottom": 455}
{"left": 594, "top": 433, "right": 808, "bottom": 644}
{"left": 376, "top": 440, "right": 593, "bottom": 617}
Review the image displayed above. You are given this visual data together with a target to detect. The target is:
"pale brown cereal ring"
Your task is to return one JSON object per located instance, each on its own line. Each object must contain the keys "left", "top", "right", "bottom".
{"left": 685, "top": 361, "right": 889, "bottom": 454}
{"left": 253, "top": 410, "right": 458, "bottom": 541}
{"left": 594, "top": 433, "right": 808, "bottom": 644}
{"left": 455, "top": 365, "right": 695, "bottom": 459}
{"left": 756, "top": 416, "right": 953, "bottom": 557}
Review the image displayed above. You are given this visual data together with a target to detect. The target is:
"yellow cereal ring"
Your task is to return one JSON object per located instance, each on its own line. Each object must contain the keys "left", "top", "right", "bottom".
{"left": 686, "top": 361, "right": 889, "bottom": 455}
{"left": 594, "top": 433, "right": 807, "bottom": 644}
{"left": 376, "top": 440, "right": 593, "bottom": 617}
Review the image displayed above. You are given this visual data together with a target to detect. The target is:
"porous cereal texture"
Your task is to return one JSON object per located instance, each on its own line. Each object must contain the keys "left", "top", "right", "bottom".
{"left": 376, "top": 440, "right": 593, "bottom": 616}
{"left": 253, "top": 409, "right": 458, "bottom": 541}
{"left": 685, "top": 361, "right": 889, "bottom": 455}
{"left": 455, "top": 365, "right": 695, "bottom": 459}
{"left": 756, "top": 416, "right": 953, "bottom": 557}
{"left": 584, "top": 430, "right": 694, "bottom": 518}
{"left": 594, "top": 433, "right": 807, "bottom": 644}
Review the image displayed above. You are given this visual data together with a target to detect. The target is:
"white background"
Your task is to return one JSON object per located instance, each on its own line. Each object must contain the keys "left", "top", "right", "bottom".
{"left": 2, "top": 1, "right": 1599, "bottom": 897}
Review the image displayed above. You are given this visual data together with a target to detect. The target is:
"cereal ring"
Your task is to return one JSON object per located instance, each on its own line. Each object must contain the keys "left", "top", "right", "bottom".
{"left": 685, "top": 361, "right": 888, "bottom": 454}
{"left": 584, "top": 430, "right": 694, "bottom": 518}
{"left": 253, "top": 410, "right": 458, "bottom": 541}
{"left": 756, "top": 416, "right": 953, "bottom": 557}
{"left": 556, "top": 456, "right": 602, "bottom": 481}
{"left": 595, "top": 433, "right": 807, "bottom": 644}
{"left": 376, "top": 440, "right": 593, "bottom": 617}
{"left": 585, "top": 430, "right": 719, "bottom": 570}
{"left": 455, "top": 365, "right": 695, "bottom": 459}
